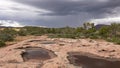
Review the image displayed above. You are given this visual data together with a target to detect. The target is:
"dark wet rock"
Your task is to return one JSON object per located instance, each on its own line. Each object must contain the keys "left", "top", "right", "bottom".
{"left": 28, "top": 40, "right": 42, "bottom": 42}
{"left": 28, "top": 40, "right": 56, "bottom": 44}
{"left": 21, "top": 47, "right": 57, "bottom": 62}
{"left": 59, "top": 44, "right": 65, "bottom": 46}
{"left": 98, "top": 49, "right": 116, "bottom": 53}
{"left": 82, "top": 45, "right": 90, "bottom": 47}
{"left": 89, "top": 40, "right": 94, "bottom": 43}
{"left": 40, "top": 41, "right": 56, "bottom": 44}
{"left": 23, "top": 43, "right": 30, "bottom": 45}
{"left": 15, "top": 46, "right": 37, "bottom": 49}
{"left": 67, "top": 52, "right": 120, "bottom": 68}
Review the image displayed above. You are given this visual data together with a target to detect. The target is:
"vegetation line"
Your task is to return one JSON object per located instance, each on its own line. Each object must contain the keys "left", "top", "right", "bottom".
{"left": 0, "top": 22, "right": 120, "bottom": 47}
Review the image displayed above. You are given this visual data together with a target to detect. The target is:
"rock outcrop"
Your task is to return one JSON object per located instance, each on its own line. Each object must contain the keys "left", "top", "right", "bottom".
{"left": 0, "top": 36, "right": 120, "bottom": 68}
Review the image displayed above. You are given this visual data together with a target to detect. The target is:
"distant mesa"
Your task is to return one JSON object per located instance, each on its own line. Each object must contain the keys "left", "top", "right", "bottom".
{"left": 95, "top": 24, "right": 109, "bottom": 30}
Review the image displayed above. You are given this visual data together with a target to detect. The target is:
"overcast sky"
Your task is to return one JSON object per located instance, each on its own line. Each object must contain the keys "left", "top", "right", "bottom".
{"left": 0, "top": 0, "right": 120, "bottom": 27}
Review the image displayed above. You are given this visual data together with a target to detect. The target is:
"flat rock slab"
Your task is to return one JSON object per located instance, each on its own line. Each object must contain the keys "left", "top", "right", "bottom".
{"left": 1, "top": 36, "right": 120, "bottom": 68}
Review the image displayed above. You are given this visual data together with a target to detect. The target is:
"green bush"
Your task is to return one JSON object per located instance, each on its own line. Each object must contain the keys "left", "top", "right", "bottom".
{"left": 1, "top": 28, "right": 17, "bottom": 36}
{"left": 0, "top": 41, "right": 6, "bottom": 47}
{"left": 89, "top": 34, "right": 99, "bottom": 39}
{"left": 48, "top": 34, "right": 77, "bottom": 39}
{"left": 106, "top": 37, "right": 120, "bottom": 44}
{"left": 18, "top": 29, "right": 27, "bottom": 36}
{"left": 0, "top": 34, "right": 14, "bottom": 42}
{"left": 98, "top": 26, "right": 110, "bottom": 37}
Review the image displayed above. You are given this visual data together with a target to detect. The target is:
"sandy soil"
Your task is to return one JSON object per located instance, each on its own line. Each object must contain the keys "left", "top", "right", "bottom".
{"left": 0, "top": 36, "right": 120, "bottom": 68}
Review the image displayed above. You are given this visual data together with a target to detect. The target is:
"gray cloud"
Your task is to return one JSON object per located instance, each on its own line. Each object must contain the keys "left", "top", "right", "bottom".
{"left": 0, "top": 0, "right": 120, "bottom": 27}
{"left": 13, "top": 0, "right": 120, "bottom": 16}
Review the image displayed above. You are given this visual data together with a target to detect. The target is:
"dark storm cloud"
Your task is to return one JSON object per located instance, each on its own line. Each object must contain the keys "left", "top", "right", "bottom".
{"left": 13, "top": 0, "right": 120, "bottom": 16}
{"left": 1, "top": 0, "right": 119, "bottom": 27}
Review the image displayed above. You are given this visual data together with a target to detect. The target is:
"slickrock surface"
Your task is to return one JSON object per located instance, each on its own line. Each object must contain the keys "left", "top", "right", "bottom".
{"left": 0, "top": 36, "right": 120, "bottom": 68}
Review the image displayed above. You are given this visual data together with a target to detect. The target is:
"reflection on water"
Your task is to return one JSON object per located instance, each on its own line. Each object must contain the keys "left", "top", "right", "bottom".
{"left": 21, "top": 47, "right": 57, "bottom": 62}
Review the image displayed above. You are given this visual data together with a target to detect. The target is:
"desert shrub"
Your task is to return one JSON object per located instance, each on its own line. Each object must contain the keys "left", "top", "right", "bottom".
{"left": 75, "top": 33, "right": 85, "bottom": 38}
{"left": 0, "top": 34, "right": 14, "bottom": 42}
{"left": 62, "top": 34, "right": 76, "bottom": 39}
{"left": 48, "top": 34, "right": 77, "bottom": 39}
{"left": 24, "top": 26, "right": 45, "bottom": 35}
{"left": 89, "top": 34, "right": 99, "bottom": 39}
{"left": 0, "top": 41, "right": 6, "bottom": 47}
{"left": 98, "top": 26, "right": 110, "bottom": 37}
{"left": 18, "top": 29, "right": 27, "bottom": 36}
{"left": 1, "top": 28, "right": 17, "bottom": 36}
{"left": 106, "top": 37, "right": 120, "bottom": 44}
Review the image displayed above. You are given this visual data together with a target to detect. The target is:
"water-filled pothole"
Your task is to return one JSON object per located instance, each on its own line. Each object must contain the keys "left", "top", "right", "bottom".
{"left": 28, "top": 40, "right": 56, "bottom": 44}
{"left": 21, "top": 47, "right": 57, "bottom": 62}
{"left": 40, "top": 41, "right": 56, "bottom": 44}
{"left": 28, "top": 40, "right": 42, "bottom": 42}
{"left": 67, "top": 52, "right": 120, "bottom": 68}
